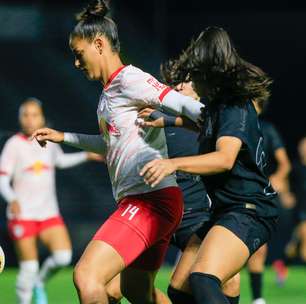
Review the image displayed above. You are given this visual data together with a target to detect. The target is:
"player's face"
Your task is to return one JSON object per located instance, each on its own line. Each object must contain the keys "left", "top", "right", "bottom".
{"left": 175, "top": 82, "right": 199, "bottom": 100}
{"left": 19, "top": 103, "right": 45, "bottom": 136}
{"left": 70, "top": 37, "right": 102, "bottom": 81}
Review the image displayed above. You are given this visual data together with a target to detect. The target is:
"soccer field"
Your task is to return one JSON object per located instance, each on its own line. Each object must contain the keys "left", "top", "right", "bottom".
{"left": 0, "top": 267, "right": 304, "bottom": 303}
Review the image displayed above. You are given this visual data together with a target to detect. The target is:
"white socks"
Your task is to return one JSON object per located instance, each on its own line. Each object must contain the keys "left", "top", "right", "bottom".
{"left": 36, "top": 250, "right": 72, "bottom": 287}
{"left": 16, "top": 260, "right": 39, "bottom": 304}
{"left": 253, "top": 298, "right": 266, "bottom": 304}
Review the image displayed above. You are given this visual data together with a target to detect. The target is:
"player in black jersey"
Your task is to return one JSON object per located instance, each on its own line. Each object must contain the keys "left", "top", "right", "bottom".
{"left": 164, "top": 82, "right": 240, "bottom": 304}
{"left": 139, "top": 27, "right": 279, "bottom": 304}
{"left": 286, "top": 138, "right": 306, "bottom": 263}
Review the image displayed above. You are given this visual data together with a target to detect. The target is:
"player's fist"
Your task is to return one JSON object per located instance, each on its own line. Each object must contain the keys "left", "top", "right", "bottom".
{"left": 9, "top": 201, "right": 21, "bottom": 219}
{"left": 31, "top": 128, "right": 64, "bottom": 147}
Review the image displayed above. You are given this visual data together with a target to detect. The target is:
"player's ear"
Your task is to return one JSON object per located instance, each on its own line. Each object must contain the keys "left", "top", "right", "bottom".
{"left": 94, "top": 37, "right": 104, "bottom": 55}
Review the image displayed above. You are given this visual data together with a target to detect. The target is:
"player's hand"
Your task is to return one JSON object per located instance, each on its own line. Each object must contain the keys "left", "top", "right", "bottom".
{"left": 31, "top": 128, "right": 64, "bottom": 147}
{"left": 140, "top": 159, "right": 177, "bottom": 187}
{"left": 137, "top": 108, "right": 165, "bottom": 128}
{"left": 9, "top": 201, "right": 21, "bottom": 219}
{"left": 269, "top": 174, "right": 286, "bottom": 193}
{"left": 87, "top": 152, "right": 105, "bottom": 162}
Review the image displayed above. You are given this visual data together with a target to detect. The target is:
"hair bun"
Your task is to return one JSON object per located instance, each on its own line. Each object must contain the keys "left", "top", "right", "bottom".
{"left": 77, "top": 0, "right": 109, "bottom": 22}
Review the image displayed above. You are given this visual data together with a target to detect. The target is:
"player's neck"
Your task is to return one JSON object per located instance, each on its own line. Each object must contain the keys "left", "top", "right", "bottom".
{"left": 100, "top": 55, "right": 124, "bottom": 86}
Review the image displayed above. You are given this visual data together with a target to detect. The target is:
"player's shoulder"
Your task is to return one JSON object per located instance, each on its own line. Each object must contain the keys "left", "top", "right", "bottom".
{"left": 4, "top": 133, "right": 27, "bottom": 146}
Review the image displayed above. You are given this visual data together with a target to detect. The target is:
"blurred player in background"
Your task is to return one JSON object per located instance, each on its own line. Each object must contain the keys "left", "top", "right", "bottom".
{"left": 247, "top": 100, "right": 291, "bottom": 304}
{"left": 31, "top": 1, "right": 204, "bottom": 303}
{"left": 0, "top": 98, "right": 101, "bottom": 304}
{"left": 286, "top": 137, "right": 306, "bottom": 264}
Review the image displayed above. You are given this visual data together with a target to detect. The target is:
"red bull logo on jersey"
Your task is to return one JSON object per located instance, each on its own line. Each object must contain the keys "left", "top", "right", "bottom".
{"left": 99, "top": 118, "right": 121, "bottom": 138}
{"left": 24, "top": 161, "right": 50, "bottom": 175}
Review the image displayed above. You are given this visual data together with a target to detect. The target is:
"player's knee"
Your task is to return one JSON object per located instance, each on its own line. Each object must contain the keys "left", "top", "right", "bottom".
{"left": 106, "top": 284, "right": 122, "bottom": 302}
{"left": 52, "top": 249, "right": 72, "bottom": 267}
{"left": 16, "top": 260, "right": 39, "bottom": 290}
{"left": 222, "top": 273, "right": 240, "bottom": 297}
{"left": 300, "top": 245, "right": 306, "bottom": 262}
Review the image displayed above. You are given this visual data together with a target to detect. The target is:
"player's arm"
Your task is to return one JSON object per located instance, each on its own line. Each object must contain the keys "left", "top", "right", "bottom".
{"left": 140, "top": 136, "right": 242, "bottom": 187}
{"left": 31, "top": 128, "right": 107, "bottom": 155}
{"left": 54, "top": 145, "right": 103, "bottom": 169}
{"left": 137, "top": 108, "right": 200, "bottom": 132}
{"left": 0, "top": 140, "right": 21, "bottom": 218}
{"left": 268, "top": 125, "right": 291, "bottom": 192}
{"left": 123, "top": 72, "right": 204, "bottom": 123}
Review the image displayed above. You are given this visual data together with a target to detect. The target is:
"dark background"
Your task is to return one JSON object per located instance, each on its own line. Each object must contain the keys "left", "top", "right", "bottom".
{"left": 0, "top": 0, "right": 304, "bottom": 265}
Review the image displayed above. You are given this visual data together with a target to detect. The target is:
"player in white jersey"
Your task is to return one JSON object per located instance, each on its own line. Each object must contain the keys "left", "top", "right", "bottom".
{"left": 31, "top": 1, "right": 203, "bottom": 303}
{"left": 0, "top": 98, "right": 101, "bottom": 304}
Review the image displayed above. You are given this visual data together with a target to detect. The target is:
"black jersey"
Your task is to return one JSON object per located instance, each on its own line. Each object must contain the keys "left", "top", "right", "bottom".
{"left": 290, "top": 161, "right": 306, "bottom": 212}
{"left": 165, "top": 126, "right": 210, "bottom": 213}
{"left": 259, "top": 119, "right": 284, "bottom": 176}
{"left": 199, "top": 100, "right": 279, "bottom": 218}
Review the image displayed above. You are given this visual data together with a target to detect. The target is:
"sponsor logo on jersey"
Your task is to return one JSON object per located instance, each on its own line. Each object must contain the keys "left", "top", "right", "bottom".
{"left": 24, "top": 161, "right": 50, "bottom": 175}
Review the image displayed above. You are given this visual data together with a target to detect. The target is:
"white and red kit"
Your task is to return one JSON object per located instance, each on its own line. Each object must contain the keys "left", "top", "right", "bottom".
{"left": 0, "top": 133, "right": 88, "bottom": 239}
{"left": 63, "top": 65, "right": 204, "bottom": 269}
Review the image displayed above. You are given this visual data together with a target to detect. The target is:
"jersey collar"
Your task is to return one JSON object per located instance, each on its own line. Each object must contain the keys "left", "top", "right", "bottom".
{"left": 104, "top": 65, "right": 127, "bottom": 91}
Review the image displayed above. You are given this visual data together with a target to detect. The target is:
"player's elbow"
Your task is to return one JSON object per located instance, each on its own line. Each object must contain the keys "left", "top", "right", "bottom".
{"left": 219, "top": 154, "right": 236, "bottom": 172}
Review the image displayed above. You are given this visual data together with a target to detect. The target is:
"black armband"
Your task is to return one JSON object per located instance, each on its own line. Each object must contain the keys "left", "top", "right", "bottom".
{"left": 149, "top": 111, "right": 177, "bottom": 127}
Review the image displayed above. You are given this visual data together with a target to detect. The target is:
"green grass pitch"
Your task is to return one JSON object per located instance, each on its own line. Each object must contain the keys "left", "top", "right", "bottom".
{"left": 0, "top": 267, "right": 304, "bottom": 303}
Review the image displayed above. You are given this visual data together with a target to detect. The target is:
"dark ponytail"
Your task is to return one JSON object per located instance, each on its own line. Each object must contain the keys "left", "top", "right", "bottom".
{"left": 70, "top": 0, "right": 120, "bottom": 53}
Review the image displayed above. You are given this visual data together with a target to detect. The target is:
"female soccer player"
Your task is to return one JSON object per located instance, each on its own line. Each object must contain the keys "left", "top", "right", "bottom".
{"left": 0, "top": 98, "right": 101, "bottom": 304}
{"left": 32, "top": 1, "right": 204, "bottom": 303}
{"left": 140, "top": 27, "right": 279, "bottom": 304}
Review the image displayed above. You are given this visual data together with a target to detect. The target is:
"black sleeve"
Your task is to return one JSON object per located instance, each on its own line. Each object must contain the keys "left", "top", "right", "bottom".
{"left": 217, "top": 104, "right": 248, "bottom": 144}
{"left": 266, "top": 123, "right": 284, "bottom": 152}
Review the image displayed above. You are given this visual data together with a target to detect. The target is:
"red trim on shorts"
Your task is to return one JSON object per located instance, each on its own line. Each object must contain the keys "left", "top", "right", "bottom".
{"left": 0, "top": 170, "right": 8, "bottom": 175}
{"left": 8, "top": 216, "right": 65, "bottom": 240}
{"left": 104, "top": 65, "right": 127, "bottom": 90}
{"left": 159, "top": 87, "right": 172, "bottom": 102}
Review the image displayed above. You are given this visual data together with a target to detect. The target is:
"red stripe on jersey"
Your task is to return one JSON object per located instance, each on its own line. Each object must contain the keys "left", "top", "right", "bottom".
{"left": 159, "top": 87, "right": 172, "bottom": 102}
{"left": 104, "top": 65, "right": 127, "bottom": 91}
{"left": 0, "top": 170, "right": 8, "bottom": 175}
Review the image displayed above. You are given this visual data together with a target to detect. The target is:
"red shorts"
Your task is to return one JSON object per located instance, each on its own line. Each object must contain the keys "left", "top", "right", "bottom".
{"left": 93, "top": 187, "right": 183, "bottom": 271}
{"left": 8, "top": 216, "right": 65, "bottom": 241}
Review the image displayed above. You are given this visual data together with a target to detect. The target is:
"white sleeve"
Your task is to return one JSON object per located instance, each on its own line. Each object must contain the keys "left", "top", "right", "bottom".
{"left": 123, "top": 70, "right": 203, "bottom": 122}
{"left": 54, "top": 145, "right": 88, "bottom": 169}
{"left": 0, "top": 175, "right": 16, "bottom": 203}
{"left": 161, "top": 90, "right": 204, "bottom": 123}
{"left": 63, "top": 133, "right": 107, "bottom": 155}
{"left": 0, "top": 138, "right": 17, "bottom": 203}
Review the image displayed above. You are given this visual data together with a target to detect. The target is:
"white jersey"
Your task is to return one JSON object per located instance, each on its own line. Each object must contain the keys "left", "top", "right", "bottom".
{"left": 97, "top": 65, "right": 178, "bottom": 200}
{"left": 64, "top": 65, "right": 204, "bottom": 202}
{"left": 0, "top": 133, "right": 87, "bottom": 220}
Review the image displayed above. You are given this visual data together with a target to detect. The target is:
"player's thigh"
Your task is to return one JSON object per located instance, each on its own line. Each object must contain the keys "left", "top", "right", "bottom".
{"left": 74, "top": 240, "right": 125, "bottom": 287}
{"left": 39, "top": 224, "right": 71, "bottom": 251}
{"left": 170, "top": 233, "right": 201, "bottom": 292}
{"left": 247, "top": 244, "right": 268, "bottom": 271}
{"left": 14, "top": 237, "right": 38, "bottom": 261}
{"left": 106, "top": 274, "right": 123, "bottom": 301}
{"left": 191, "top": 225, "right": 250, "bottom": 283}
{"left": 120, "top": 267, "right": 158, "bottom": 301}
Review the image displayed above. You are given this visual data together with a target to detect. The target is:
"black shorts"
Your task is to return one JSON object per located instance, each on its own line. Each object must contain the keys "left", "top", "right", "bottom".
{"left": 196, "top": 209, "right": 278, "bottom": 255}
{"left": 171, "top": 209, "right": 210, "bottom": 251}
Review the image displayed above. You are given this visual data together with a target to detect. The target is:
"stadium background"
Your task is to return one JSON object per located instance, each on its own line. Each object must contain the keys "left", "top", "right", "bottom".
{"left": 0, "top": 0, "right": 304, "bottom": 272}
